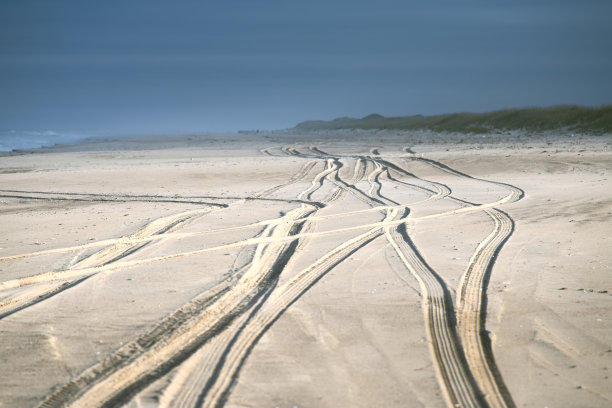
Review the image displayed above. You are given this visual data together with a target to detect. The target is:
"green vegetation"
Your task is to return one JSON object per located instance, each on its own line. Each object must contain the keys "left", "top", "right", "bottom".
{"left": 295, "top": 105, "right": 612, "bottom": 134}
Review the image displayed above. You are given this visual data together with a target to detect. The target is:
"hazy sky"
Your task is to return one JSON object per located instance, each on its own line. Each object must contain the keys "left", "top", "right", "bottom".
{"left": 1, "top": 0, "right": 611, "bottom": 133}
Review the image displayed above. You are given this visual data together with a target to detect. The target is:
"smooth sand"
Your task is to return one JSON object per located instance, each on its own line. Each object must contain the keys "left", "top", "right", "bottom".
{"left": 0, "top": 132, "right": 610, "bottom": 407}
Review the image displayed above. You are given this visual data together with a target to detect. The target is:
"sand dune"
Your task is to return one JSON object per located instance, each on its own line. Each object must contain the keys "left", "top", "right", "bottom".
{"left": 0, "top": 132, "right": 610, "bottom": 407}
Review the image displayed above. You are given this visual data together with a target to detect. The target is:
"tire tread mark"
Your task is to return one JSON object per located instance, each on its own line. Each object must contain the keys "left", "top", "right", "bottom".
{"left": 160, "top": 152, "right": 366, "bottom": 407}
{"left": 199, "top": 213, "right": 394, "bottom": 407}
{"left": 385, "top": 219, "right": 483, "bottom": 408}
{"left": 37, "top": 152, "right": 331, "bottom": 407}
{"left": 37, "top": 205, "right": 317, "bottom": 408}
{"left": 0, "top": 209, "right": 213, "bottom": 318}
{"left": 456, "top": 209, "right": 516, "bottom": 408}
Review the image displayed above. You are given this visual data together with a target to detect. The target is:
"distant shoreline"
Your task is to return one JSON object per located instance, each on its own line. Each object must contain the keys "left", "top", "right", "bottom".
{"left": 2, "top": 104, "right": 610, "bottom": 157}
{"left": 295, "top": 105, "right": 612, "bottom": 135}
{"left": 2, "top": 128, "right": 610, "bottom": 158}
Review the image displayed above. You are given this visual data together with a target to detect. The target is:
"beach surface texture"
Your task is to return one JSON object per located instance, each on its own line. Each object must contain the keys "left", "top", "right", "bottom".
{"left": 1, "top": 131, "right": 611, "bottom": 407}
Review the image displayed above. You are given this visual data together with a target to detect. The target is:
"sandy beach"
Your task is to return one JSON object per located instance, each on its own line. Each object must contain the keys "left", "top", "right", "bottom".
{"left": 1, "top": 132, "right": 611, "bottom": 407}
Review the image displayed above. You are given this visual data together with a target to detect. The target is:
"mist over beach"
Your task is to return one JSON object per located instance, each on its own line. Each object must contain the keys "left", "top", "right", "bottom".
{"left": 1, "top": 1, "right": 611, "bottom": 408}
{"left": 0, "top": 130, "right": 92, "bottom": 152}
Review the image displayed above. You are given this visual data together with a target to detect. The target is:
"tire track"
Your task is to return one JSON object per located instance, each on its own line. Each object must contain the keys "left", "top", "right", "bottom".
{"left": 259, "top": 147, "right": 276, "bottom": 156}
{"left": 0, "top": 157, "right": 323, "bottom": 316}
{"left": 303, "top": 147, "right": 385, "bottom": 206}
{"left": 37, "top": 205, "right": 317, "bottom": 408}
{"left": 406, "top": 157, "right": 524, "bottom": 203}
{"left": 0, "top": 277, "right": 91, "bottom": 320}
{"left": 197, "top": 210, "right": 396, "bottom": 408}
{"left": 191, "top": 151, "right": 421, "bottom": 407}
{"left": 165, "top": 158, "right": 350, "bottom": 405}
{"left": 0, "top": 203, "right": 409, "bottom": 265}
{"left": 383, "top": 161, "right": 450, "bottom": 198}
{"left": 377, "top": 155, "right": 520, "bottom": 407}
{"left": 328, "top": 158, "right": 386, "bottom": 206}
{"left": 28, "top": 145, "right": 522, "bottom": 408}
{"left": 297, "top": 159, "right": 339, "bottom": 201}
{"left": 157, "top": 301, "right": 255, "bottom": 408}
{"left": 366, "top": 161, "right": 400, "bottom": 205}
{"left": 74, "top": 209, "right": 212, "bottom": 269}
{"left": 252, "top": 160, "right": 318, "bottom": 199}
{"left": 36, "top": 152, "right": 332, "bottom": 407}
{"left": 380, "top": 158, "right": 464, "bottom": 205}
{"left": 1, "top": 196, "right": 517, "bottom": 294}
{"left": 0, "top": 189, "right": 317, "bottom": 209}
{"left": 385, "top": 217, "right": 483, "bottom": 408}
{"left": 156, "top": 154, "right": 367, "bottom": 407}
{"left": 0, "top": 208, "right": 213, "bottom": 319}
{"left": 0, "top": 163, "right": 330, "bottom": 265}
{"left": 407, "top": 154, "right": 522, "bottom": 407}
{"left": 368, "top": 154, "right": 483, "bottom": 407}
{"left": 207, "top": 149, "right": 520, "bottom": 408}
{"left": 308, "top": 146, "right": 332, "bottom": 157}
{"left": 367, "top": 161, "right": 386, "bottom": 199}
{"left": 32, "top": 153, "right": 512, "bottom": 288}
{"left": 0, "top": 190, "right": 227, "bottom": 208}
{"left": 455, "top": 209, "right": 515, "bottom": 408}
{"left": 281, "top": 146, "right": 317, "bottom": 159}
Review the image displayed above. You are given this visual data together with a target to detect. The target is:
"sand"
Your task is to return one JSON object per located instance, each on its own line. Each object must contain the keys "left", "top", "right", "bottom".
{"left": 0, "top": 132, "right": 611, "bottom": 407}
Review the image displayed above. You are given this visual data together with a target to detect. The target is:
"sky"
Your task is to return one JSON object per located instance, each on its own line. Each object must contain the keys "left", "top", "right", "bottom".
{"left": 1, "top": 0, "right": 611, "bottom": 134}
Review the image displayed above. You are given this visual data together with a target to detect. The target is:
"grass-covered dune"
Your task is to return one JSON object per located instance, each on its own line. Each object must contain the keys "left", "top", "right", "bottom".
{"left": 295, "top": 105, "right": 612, "bottom": 134}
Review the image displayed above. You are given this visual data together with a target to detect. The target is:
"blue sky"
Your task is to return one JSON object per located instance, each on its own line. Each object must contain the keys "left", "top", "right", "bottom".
{"left": 1, "top": 0, "right": 611, "bottom": 133}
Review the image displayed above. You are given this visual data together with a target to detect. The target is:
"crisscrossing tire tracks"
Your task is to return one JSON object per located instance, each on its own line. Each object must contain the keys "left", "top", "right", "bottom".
{"left": 23, "top": 145, "right": 522, "bottom": 408}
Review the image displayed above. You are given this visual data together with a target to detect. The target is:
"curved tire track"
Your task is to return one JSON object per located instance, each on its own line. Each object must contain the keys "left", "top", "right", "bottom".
{"left": 29, "top": 145, "right": 523, "bottom": 408}
{"left": 197, "top": 210, "right": 395, "bottom": 408}
{"left": 157, "top": 154, "right": 368, "bottom": 407}
{"left": 382, "top": 154, "right": 520, "bottom": 407}
{"left": 37, "top": 205, "right": 317, "bottom": 408}
{"left": 0, "top": 157, "right": 323, "bottom": 318}
{"left": 0, "top": 208, "right": 213, "bottom": 319}
{"left": 36, "top": 153, "right": 333, "bottom": 407}
{"left": 455, "top": 209, "right": 515, "bottom": 408}
{"left": 408, "top": 154, "right": 521, "bottom": 407}
{"left": 385, "top": 219, "right": 483, "bottom": 408}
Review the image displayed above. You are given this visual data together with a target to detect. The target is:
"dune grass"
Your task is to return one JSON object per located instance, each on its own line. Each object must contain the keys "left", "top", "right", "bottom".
{"left": 295, "top": 105, "right": 612, "bottom": 134}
